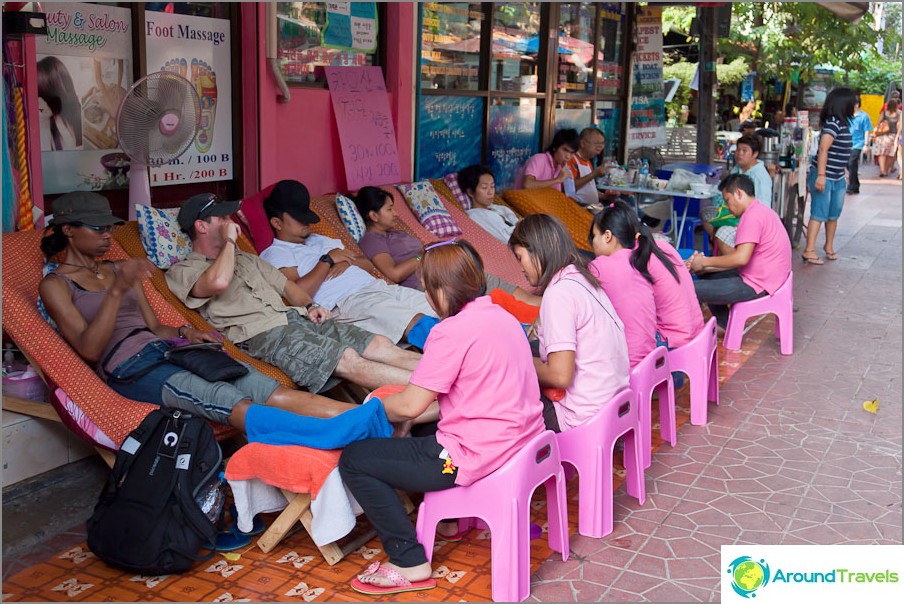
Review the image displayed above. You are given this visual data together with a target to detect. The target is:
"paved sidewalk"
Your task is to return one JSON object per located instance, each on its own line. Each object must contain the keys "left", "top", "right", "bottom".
{"left": 529, "top": 164, "right": 903, "bottom": 602}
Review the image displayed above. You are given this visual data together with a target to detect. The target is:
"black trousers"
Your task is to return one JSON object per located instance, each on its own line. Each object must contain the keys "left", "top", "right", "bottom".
{"left": 339, "top": 435, "right": 457, "bottom": 567}
{"left": 847, "top": 149, "right": 862, "bottom": 192}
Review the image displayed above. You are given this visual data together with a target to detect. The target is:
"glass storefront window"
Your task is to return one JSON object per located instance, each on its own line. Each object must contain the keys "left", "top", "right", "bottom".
{"left": 557, "top": 3, "right": 595, "bottom": 95}
{"left": 555, "top": 100, "right": 592, "bottom": 133}
{"left": 491, "top": 2, "right": 541, "bottom": 93}
{"left": 596, "top": 3, "right": 624, "bottom": 97}
{"left": 420, "top": 3, "right": 483, "bottom": 91}
{"left": 488, "top": 97, "right": 540, "bottom": 189}
{"left": 276, "top": 2, "right": 376, "bottom": 84}
{"left": 595, "top": 101, "right": 622, "bottom": 159}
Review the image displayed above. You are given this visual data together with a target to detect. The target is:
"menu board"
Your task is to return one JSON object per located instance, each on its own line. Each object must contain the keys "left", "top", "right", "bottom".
{"left": 322, "top": 2, "right": 378, "bottom": 52}
{"left": 628, "top": 4, "right": 666, "bottom": 148}
{"left": 36, "top": 2, "right": 133, "bottom": 194}
{"left": 325, "top": 66, "right": 401, "bottom": 189}
{"left": 488, "top": 104, "right": 539, "bottom": 190}
{"left": 416, "top": 95, "right": 483, "bottom": 179}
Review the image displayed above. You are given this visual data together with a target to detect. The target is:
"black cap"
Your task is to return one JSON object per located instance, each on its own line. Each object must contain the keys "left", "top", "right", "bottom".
{"left": 177, "top": 193, "right": 242, "bottom": 233}
{"left": 739, "top": 120, "right": 758, "bottom": 131}
{"left": 49, "top": 191, "right": 125, "bottom": 227}
{"left": 264, "top": 180, "right": 320, "bottom": 225}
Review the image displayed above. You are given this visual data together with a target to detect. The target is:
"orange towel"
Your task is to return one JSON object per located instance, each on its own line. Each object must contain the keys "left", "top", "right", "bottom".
{"left": 225, "top": 443, "right": 340, "bottom": 498}
{"left": 489, "top": 289, "right": 541, "bottom": 325}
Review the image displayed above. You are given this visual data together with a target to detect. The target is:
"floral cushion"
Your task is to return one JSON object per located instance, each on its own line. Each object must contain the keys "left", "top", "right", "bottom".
{"left": 444, "top": 172, "right": 471, "bottom": 211}
{"left": 397, "top": 181, "right": 462, "bottom": 239}
{"left": 335, "top": 193, "right": 366, "bottom": 242}
{"left": 136, "top": 205, "right": 193, "bottom": 269}
{"left": 37, "top": 260, "right": 60, "bottom": 331}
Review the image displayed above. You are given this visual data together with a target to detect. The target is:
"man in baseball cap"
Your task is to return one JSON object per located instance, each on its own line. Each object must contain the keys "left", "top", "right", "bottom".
{"left": 263, "top": 180, "right": 320, "bottom": 225}
{"left": 177, "top": 193, "right": 242, "bottom": 234}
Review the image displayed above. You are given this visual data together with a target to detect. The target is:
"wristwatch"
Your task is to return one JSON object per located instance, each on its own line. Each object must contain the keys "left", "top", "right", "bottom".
{"left": 319, "top": 254, "right": 335, "bottom": 267}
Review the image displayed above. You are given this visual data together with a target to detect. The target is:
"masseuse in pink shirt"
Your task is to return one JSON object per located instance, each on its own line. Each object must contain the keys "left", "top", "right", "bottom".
{"left": 509, "top": 214, "right": 629, "bottom": 432}
{"left": 339, "top": 239, "right": 545, "bottom": 596}
{"left": 516, "top": 128, "right": 581, "bottom": 191}
{"left": 687, "top": 173, "right": 792, "bottom": 329}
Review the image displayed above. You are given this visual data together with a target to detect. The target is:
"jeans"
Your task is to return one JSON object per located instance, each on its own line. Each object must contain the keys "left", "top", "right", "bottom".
{"left": 339, "top": 435, "right": 458, "bottom": 567}
{"left": 106, "top": 340, "right": 185, "bottom": 405}
{"left": 693, "top": 270, "right": 766, "bottom": 328}
{"left": 847, "top": 149, "right": 863, "bottom": 192}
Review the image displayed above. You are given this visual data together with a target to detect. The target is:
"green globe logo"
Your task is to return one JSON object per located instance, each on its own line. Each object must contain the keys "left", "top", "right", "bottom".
{"left": 727, "top": 556, "right": 771, "bottom": 598}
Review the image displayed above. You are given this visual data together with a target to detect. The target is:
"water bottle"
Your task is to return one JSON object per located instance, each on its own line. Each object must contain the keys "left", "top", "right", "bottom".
{"left": 639, "top": 159, "right": 650, "bottom": 188}
{"left": 627, "top": 158, "right": 638, "bottom": 185}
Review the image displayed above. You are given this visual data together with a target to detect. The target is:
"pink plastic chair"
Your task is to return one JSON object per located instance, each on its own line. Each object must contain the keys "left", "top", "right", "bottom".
{"left": 414, "top": 430, "right": 569, "bottom": 603}
{"left": 723, "top": 271, "right": 794, "bottom": 355}
{"left": 669, "top": 317, "right": 720, "bottom": 426}
{"left": 629, "top": 346, "right": 676, "bottom": 469}
{"left": 556, "top": 387, "right": 645, "bottom": 539}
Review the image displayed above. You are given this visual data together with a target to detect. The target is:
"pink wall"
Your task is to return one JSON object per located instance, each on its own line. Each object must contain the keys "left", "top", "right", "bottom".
{"left": 254, "top": 3, "right": 416, "bottom": 197}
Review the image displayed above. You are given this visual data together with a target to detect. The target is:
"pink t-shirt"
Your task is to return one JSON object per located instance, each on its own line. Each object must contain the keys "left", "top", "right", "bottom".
{"left": 649, "top": 240, "right": 705, "bottom": 348}
{"left": 538, "top": 265, "right": 630, "bottom": 431}
{"left": 735, "top": 199, "right": 792, "bottom": 294}
{"left": 516, "top": 152, "right": 563, "bottom": 191}
{"left": 410, "top": 296, "right": 545, "bottom": 486}
{"left": 590, "top": 249, "right": 657, "bottom": 368}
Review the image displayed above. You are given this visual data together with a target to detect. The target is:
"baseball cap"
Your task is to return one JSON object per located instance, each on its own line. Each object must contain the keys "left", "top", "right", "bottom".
{"left": 264, "top": 180, "right": 320, "bottom": 225}
{"left": 177, "top": 193, "right": 242, "bottom": 233}
{"left": 49, "top": 191, "right": 125, "bottom": 227}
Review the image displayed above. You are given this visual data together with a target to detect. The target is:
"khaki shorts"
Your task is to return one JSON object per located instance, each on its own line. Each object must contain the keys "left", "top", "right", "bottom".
{"left": 243, "top": 310, "right": 375, "bottom": 393}
{"left": 333, "top": 280, "right": 437, "bottom": 344}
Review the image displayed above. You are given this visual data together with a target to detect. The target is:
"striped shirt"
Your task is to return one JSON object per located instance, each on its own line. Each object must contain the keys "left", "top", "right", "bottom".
{"left": 810, "top": 117, "right": 852, "bottom": 180}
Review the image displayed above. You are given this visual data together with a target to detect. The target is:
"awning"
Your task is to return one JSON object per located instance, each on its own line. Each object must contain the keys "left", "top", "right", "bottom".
{"left": 816, "top": 2, "right": 869, "bottom": 24}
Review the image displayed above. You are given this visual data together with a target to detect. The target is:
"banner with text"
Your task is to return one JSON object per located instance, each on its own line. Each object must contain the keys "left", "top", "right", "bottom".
{"left": 416, "top": 95, "right": 483, "bottom": 180}
{"left": 145, "top": 11, "right": 232, "bottom": 187}
{"left": 37, "top": 2, "right": 133, "bottom": 194}
{"left": 488, "top": 103, "right": 539, "bottom": 190}
{"left": 325, "top": 66, "right": 401, "bottom": 190}
{"left": 322, "top": 2, "right": 378, "bottom": 52}
{"left": 628, "top": 4, "right": 666, "bottom": 148}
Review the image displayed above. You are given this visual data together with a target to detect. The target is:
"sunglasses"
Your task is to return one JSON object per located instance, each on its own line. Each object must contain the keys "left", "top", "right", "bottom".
{"left": 424, "top": 238, "right": 459, "bottom": 253}
{"left": 76, "top": 223, "right": 116, "bottom": 234}
{"left": 196, "top": 194, "right": 222, "bottom": 220}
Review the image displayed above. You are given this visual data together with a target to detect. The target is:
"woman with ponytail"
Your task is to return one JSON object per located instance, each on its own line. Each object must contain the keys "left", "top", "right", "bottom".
{"left": 589, "top": 201, "right": 703, "bottom": 363}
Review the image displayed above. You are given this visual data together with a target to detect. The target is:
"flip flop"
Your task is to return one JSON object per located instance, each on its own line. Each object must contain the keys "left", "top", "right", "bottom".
{"left": 823, "top": 250, "right": 839, "bottom": 261}
{"left": 351, "top": 562, "right": 437, "bottom": 596}
{"left": 436, "top": 528, "right": 465, "bottom": 542}
{"left": 801, "top": 253, "right": 824, "bottom": 265}
{"left": 215, "top": 526, "right": 252, "bottom": 551}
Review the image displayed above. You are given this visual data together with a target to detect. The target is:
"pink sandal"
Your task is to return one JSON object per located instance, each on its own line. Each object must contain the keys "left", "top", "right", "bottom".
{"left": 351, "top": 561, "right": 437, "bottom": 596}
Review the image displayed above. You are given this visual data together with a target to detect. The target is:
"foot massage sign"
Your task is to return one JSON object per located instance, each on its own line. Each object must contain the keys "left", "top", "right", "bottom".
{"left": 145, "top": 10, "right": 232, "bottom": 186}
{"left": 721, "top": 545, "right": 904, "bottom": 602}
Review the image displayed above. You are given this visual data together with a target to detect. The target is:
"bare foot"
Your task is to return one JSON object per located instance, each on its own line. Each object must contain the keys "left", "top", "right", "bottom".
{"left": 391, "top": 419, "right": 414, "bottom": 438}
{"left": 437, "top": 521, "right": 459, "bottom": 539}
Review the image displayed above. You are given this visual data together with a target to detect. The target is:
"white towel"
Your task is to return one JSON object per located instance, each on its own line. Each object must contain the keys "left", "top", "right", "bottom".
{"left": 228, "top": 467, "right": 363, "bottom": 547}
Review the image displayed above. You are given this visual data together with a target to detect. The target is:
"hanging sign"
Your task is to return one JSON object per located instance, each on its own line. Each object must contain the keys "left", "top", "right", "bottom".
{"left": 144, "top": 11, "right": 232, "bottom": 187}
{"left": 36, "top": 2, "right": 133, "bottom": 194}
{"left": 416, "top": 95, "right": 483, "bottom": 179}
{"left": 741, "top": 73, "right": 755, "bottom": 102}
{"left": 628, "top": 4, "right": 666, "bottom": 148}
{"left": 322, "top": 2, "right": 378, "bottom": 53}
{"left": 488, "top": 104, "right": 539, "bottom": 191}
{"left": 325, "top": 66, "right": 401, "bottom": 189}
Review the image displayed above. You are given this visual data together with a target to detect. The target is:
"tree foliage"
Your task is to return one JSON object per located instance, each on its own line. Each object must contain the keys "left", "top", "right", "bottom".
{"left": 663, "top": 58, "right": 749, "bottom": 125}
{"left": 844, "top": 57, "right": 903, "bottom": 95}
{"left": 729, "top": 2, "right": 882, "bottom": 83}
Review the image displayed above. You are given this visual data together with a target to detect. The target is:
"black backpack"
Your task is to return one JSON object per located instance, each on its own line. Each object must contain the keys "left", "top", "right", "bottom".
{"left": 87, "top": 408, "right": 225, "bottom": 574}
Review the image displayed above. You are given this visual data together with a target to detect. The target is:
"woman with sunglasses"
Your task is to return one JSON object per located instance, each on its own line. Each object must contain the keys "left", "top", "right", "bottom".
{"left": 39, "top": 192, "right": 375, "bottom": 434}
{"left": 509, "top": 214, "right": 630, "bottom": 432}
{"left": 339, "top": 239, "right": 545, "bottom": 595}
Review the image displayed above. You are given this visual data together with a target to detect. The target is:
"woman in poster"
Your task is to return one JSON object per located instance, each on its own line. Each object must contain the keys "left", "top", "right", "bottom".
{"left": 37, "top": 56, "right": 83, "bottom": 151}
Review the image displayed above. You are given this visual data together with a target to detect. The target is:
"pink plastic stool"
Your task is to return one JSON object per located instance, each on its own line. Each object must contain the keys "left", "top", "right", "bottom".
{"left": 630, "top": 346, "right": 676, "bottom": 469}
{"left": 723, "top": 271, "right": 794, "bottom": 355}
{"left": 556, "top": 387, "right": 645, "bottom": 538}
{"left": 414, "top": 430, "right": 569, "bottom": 603}
{"left": 669, "top": 317, "right": 720, "bottom": 426}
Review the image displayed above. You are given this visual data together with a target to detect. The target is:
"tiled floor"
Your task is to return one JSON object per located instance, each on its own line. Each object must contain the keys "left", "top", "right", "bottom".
{"left": 528, "top": 164, "right": 903, "bottom": 601}
{"left": 2, "top": 165, "right": 900, "bottom": 602}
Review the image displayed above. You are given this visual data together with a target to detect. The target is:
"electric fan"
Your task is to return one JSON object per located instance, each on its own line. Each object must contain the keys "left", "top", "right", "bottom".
{"left": 116, "top": 71, "right": 201, "bottom": 220}
{"left": 628, "top": 146, "right": 664, "bottom": 173}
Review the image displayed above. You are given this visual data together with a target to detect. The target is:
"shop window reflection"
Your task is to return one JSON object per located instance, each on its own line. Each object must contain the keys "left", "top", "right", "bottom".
{"left": 491, "top": 2, "right": 541, "bottom": 93}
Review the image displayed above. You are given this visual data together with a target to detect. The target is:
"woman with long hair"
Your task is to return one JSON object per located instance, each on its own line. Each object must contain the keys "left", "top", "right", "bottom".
{"left": 589, "top": 201, "right": 702, "bottom": 360}
{"left": 339, "top": 239, "right": 544, "bottom": 595}
{"left": 874, "top": 98, "right": 901, "bottom": 178}
{"left": 37, "top": 56, "right": 83, "bottom": 151}
{"left": 509, "top": 214, "right": 629, "bottom": 432}
{"left": 802, "top": 86, "right": 856, "bottom": 265}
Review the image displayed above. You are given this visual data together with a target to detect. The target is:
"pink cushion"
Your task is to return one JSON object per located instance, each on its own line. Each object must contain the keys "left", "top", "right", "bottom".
{"left": 443, "top": 172, "right": 471, "bottom": 210}
{"left": 236, "top": 184, "right": 277, "bottom": 253}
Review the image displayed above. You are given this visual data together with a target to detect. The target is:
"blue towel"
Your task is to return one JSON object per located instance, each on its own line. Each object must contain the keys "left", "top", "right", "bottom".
{"left": 245, "top": 398, "right": 394, "bottom": 449}
{"left": 406, "top": 315, "right": 440, "bottom": 349}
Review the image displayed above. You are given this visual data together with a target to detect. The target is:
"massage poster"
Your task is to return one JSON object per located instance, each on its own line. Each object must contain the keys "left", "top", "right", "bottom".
{"left": 36, "top": 3, "right": 133, "bottom": 194}
{"left": 145, "top": 10, "right": 233, "bottom": 186}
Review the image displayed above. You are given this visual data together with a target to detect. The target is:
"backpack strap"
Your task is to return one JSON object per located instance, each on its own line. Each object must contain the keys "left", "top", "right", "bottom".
{"left": 171, "top": 417, "right": 220, "bottom": 559}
